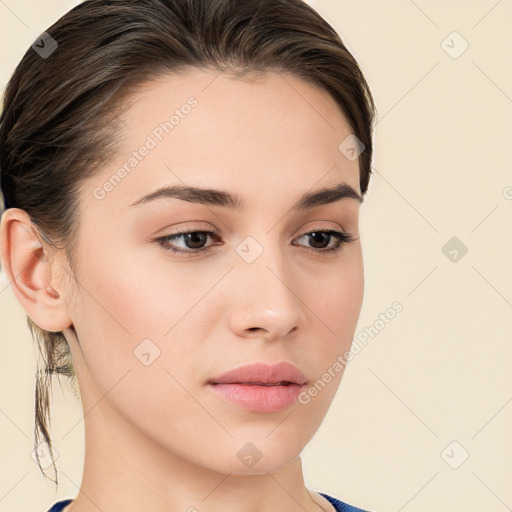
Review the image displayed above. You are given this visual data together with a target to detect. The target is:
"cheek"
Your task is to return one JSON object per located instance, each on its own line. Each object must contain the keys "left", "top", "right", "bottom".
{"left": 69, "top": 248, "right": 220, "bottom": 391}
{"left": 303, "top": 247, "right": 364, "bottom": 343}
{"left": 68, "top": 256, "right": 205, "bottom": 439}
{"left": 67, "top": 255, "right": 179, "bottom": 392}
{"left": 76, "top": 250, "right": 198, "bottom": 337}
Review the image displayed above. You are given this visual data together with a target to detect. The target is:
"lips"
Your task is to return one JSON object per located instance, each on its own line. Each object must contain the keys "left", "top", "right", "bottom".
{"left": 207, "top": 362, "right": 307, "bottom": 413}
{"left": 207, "top": 362, "right": 307, "bottom": 386}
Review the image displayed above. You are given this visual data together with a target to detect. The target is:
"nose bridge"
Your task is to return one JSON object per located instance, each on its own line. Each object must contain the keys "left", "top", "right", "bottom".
{"left": 228, "top": 233, "right": 306, "bottom": 339}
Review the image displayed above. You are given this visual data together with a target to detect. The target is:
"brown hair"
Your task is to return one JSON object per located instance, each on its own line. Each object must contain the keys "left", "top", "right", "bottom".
{"left": 0, "top": 0, "right": 376, "bottom": 486}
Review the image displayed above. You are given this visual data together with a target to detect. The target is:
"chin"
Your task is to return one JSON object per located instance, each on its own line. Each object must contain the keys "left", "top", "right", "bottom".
{"left": 217, "top": 434, "right": 306, "bottom": 475}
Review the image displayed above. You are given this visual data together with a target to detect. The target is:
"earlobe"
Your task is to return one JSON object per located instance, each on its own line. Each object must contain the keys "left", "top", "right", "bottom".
{"left": 0, "top": 208, "right": 72, "bottom": 333}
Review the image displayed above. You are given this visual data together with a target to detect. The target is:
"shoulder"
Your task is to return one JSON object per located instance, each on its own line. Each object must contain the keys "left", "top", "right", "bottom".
{"left": 44, "top": 498, "right": 73, "bottom": 512}
{"left": 318, "top": 491, "right": 373, "bottom": 512}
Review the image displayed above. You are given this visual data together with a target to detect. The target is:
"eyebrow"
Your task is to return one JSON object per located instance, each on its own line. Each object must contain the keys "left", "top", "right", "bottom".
{"left": 129, "top": 182, "right": 362, "bottom": 210}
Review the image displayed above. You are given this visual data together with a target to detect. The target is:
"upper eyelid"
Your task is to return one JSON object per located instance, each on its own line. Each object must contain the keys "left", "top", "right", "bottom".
{"left": 161, "top": 219, "right": 348, "bottom": 236}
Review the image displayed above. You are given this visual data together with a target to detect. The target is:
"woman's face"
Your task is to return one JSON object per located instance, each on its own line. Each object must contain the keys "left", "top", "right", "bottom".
{"left": 61, "top": 69, "right": 364, "bottom": 474}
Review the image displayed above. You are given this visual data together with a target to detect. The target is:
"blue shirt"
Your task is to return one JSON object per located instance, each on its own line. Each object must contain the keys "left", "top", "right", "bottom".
{"left": 46, "top": 493, "right": 370, "bottom": 511}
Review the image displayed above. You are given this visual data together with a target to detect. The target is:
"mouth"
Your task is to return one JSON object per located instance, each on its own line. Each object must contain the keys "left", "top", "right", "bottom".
{"left": 206, "top": 362, "right": 307, "bottom": 413}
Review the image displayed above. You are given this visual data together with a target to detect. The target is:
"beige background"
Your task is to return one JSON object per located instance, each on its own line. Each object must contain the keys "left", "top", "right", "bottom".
{"left": 1, "top": 1, "right": 511, "bottom": 511}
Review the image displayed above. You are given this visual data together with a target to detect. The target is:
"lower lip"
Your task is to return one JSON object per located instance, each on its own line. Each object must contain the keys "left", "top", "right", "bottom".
{"left": 207, "top": 383, "right": 304, "bottom": 413}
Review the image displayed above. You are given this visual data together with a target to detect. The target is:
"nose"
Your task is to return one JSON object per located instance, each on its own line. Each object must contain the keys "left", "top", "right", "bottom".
{"left": 227, "top": 243, "right": 307, "bottom": 342}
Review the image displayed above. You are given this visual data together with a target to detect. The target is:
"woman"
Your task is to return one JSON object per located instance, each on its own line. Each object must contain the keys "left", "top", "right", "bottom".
{"left": 0, "top": 0, "right": 376, "bottom": 511}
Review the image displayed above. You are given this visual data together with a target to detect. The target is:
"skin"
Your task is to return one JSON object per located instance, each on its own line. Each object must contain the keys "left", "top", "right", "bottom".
{"left": 0, "top": 69, "right": 364, "bottom": 512}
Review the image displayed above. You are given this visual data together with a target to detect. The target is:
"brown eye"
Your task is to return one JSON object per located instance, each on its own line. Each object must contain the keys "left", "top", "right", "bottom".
{"left": 156, "top": 229, "right": 221, "bottom": 255}
{"left": 293, "top": 230, "right": 354, "bottom": 253}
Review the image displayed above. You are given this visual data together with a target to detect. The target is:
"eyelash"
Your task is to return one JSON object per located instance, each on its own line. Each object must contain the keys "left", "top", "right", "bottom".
{"left": 154, "top": 227, "right": 355, "bottom": 257}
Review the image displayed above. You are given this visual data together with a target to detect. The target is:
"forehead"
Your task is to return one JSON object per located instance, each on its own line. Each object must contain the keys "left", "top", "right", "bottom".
{"left": 82, "top": 69, "right": 361, "bottom": 214}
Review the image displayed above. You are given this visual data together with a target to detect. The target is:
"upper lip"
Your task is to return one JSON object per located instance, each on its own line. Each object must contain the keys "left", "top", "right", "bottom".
{"left": 208, "top": 362, "right": 307, "bottom": 386}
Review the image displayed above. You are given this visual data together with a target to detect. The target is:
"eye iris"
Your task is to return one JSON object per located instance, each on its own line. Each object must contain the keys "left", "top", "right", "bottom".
{"left": 309, "top": 231, "right": 330, "bottom": 249}
{"left": 185, "top": 232, "right": 208, "bottom": 249}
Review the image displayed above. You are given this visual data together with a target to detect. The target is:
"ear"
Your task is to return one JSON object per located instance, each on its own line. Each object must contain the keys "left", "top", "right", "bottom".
{"left": 0, "top": 208, "right": 73, "bottom": 332}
